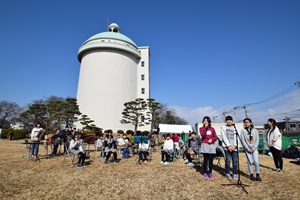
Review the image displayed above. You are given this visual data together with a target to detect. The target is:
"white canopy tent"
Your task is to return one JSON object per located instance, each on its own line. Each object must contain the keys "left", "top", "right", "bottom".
{"left": 158, "top": 124, "right": 193, "bottom": 140}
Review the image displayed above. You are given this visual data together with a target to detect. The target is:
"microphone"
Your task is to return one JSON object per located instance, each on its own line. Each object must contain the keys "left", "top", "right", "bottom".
{"left": 232, "top": 124, "right": 236, "bottom": 126}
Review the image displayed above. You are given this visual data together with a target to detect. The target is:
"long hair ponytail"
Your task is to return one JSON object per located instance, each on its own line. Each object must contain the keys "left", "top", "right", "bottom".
{"left": 267, "top": 118, "right": 277, "bottom": 134}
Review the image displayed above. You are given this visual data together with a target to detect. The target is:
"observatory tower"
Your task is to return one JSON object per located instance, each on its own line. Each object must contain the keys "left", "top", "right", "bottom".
{"left": 76, "top": 23, "right": 150, "bottom": 131}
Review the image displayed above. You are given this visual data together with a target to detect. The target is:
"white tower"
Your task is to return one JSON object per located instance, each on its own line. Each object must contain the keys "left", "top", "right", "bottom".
{"left": 76, "top": 23, "right": 150, "bottom": 132}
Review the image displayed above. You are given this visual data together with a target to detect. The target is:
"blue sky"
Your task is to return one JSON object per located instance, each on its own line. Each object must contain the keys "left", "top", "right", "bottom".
{"left": 1, "top": 0, "right": 299, "bottom": 126}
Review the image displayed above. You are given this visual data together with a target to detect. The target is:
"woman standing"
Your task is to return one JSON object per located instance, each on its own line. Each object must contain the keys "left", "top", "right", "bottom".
{"left": 31, "top": 122, "right": 43, "bottom": 158}
{"left": 200, "top": 116, "right": 218, "bottom": 179}
{"left": 240, "top": 118, "right": 262, "bottom": 181}
{"left": 266, "top": 118, "right": 283, "bottom": 172}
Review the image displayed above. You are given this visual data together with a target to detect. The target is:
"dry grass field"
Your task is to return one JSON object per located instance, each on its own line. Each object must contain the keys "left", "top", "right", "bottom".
{"left": 1, "top": 139, "right": 300, "bottom": 200}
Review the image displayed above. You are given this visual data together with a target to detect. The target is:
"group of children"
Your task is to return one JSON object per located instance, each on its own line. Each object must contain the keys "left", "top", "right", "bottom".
{"left": 159, "top": 115, "right": 282, "bottom": 181}
{"left": 31, "top": 115, "right": 283, "bottom": 179}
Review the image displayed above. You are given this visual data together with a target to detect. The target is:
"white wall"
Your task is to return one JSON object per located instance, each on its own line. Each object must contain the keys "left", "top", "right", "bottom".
{"left": 76, "top": 49, "right": 139, "bottom": 131}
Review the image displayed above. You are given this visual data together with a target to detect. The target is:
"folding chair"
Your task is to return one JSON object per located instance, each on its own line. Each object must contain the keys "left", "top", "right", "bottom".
{"left": 136, "top": 143, "right": 151, "bottom": 164}
{"left": 21, "top": 141, "right": 32, "bottom": 159}
{"left": 172, "top": 143, "right": 180, "bottom": 162}
{"left": 94, "top": 142, "right": 104, "bottom": 159}
{"left": 83, "top": 135, "right": 96, "bottom": 156}
{"left": 62, "top": 143, "right": 77, "bottom": 167}
{"left": 213, "top": 147, "right": 225, "bottom": 168}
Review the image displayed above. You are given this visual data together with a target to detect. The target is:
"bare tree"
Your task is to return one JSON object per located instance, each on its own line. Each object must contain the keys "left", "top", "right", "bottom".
{"left": 0, "top": 101, "right": 23, "bottom": 129}
{"left": 158, "top": 104, "right": 188, "bottom": 125}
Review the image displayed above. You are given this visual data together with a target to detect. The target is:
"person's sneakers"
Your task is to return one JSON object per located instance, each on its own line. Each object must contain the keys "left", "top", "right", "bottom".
{"left": 77, "top": 164, "right": 82, "bottom": 168}
{"left": 186, "top": 162, "right": 194, "bottom": 167}
{"left": 273, "top": 168, "right": 278, "bottom": 171}
{"left": 81, "top": 163, "right": 88, "bottom": 167}
{"left": 139, "top": 160, "right": 143, "bottom": 164}
{"left": 164, "top": 162, "right": 169, "bottom": 165}
{"left": 144, "top": 160, "right": 148, "bottom": 164}
{"left": 256, "top": 174, "right": 262, "bottom": 181}
{"left": 203, "top": 173, "right": 209, "bottom": 179}
{"left": 276, "top": 168, "right": 283, "bottom": 172}
{"left": 114, "top": 160, "right": 119, "bottom": 164}
{"left": 104, "top": 160, "right": 109, "bottom": 164}
{"left": 225, "top": 174, "right": 232, "bottom": 179}
{"left": 160, "top": 161, "right": 164, "bottom": 164}
{"left": 250, "top": 174, "right": 255, "bottom": 181}
{"left": 208, "top": 174, "right": 214, "bottom": 179}
{"left": 233, "top": 174, "right": 238, "bottom": 180}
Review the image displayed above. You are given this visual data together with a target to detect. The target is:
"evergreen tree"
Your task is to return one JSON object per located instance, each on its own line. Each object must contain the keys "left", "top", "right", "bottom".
{"left": 147, "top": 98, "right": 161, "bottom": 133}
{"left": 120, "top": 98, "right": 150, "bottom": 135}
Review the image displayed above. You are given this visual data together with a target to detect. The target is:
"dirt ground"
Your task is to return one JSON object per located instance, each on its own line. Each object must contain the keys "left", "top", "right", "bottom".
{"left": 0, "top": 139, "right": 300, "bottom": 200}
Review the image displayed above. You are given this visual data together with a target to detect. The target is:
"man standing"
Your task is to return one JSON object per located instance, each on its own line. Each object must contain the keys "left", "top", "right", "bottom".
{"left": 221, "top": 116, "right": 238, "bottom": 180}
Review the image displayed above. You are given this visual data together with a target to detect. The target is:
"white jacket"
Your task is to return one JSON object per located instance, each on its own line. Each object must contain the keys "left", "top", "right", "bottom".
{"left": 267, "top": 126, "right": 282, "bottom": 150}
{"left": 31, "top": 127, "right": 43, "bottom": 141}
{"left": 70, "top": 139, "right": 84, "bottom": 154}
{"left": 163, "top": 139, "right": 174, "bottom": 151}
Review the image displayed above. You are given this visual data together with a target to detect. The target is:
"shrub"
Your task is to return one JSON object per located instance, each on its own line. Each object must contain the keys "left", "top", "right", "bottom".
{"left": 12, "top": 129, "right": 27, "bottom": 139}
{"left": 83, "top": 130, "right": 95, "bottom": 135}
{"left": 126, "top": 130, "right": 134, "bottom": 135}
{"left": 142, "top": 131, "right": 150, "bottom": 136}
{"left": 4, "top": 129, "right": 26, "bottom": 140}
{"left": 1, "top": 128, "right": 10, "bottom": 139}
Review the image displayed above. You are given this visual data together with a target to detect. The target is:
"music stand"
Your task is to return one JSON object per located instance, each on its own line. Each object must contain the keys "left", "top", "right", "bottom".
{"left": 221, "top": 124, "right": 251, "bottom": 194}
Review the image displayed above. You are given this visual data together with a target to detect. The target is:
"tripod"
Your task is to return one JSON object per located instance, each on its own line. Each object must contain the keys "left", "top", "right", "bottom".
{"left": 222, "top": 124, "right": 251, "bottom": 194}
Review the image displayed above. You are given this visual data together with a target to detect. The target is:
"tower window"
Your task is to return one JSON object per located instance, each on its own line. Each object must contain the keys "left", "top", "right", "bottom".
{"left": 141, "top": 116, "right": 145, "bottom": 122}
{"left": 141, "top": 74, "right": 145, "bottom": 80}
{"left": 141, "top": 61, "right": 144, "bottom": 67}
{"left": 141, "top": 88, "right": 145, "bottom": 94}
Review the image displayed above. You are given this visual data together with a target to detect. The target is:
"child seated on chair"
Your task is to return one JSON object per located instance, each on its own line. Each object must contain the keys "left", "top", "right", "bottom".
{"left": 159, "top": 134, "right": 166, "bottom": 151}
{"left": 160, "top": 134, "right": 174, "bottom": 165}
{"left": 149, "top": 133, "right": 156, "bottom": 150}
{"left": 70, "top": 133, "right": 87, "bottom": 168}
{"left": 118, "top": 134, "right": 130, "bottom": 159}
{"left": 96, "top": 134, "right": 104, "bottom": 157}
{"left": 138, "top": 132, "right": 149, "bottom": 164}
{"left": 185, "top": 132, "right": 201, "bottom": 167}
{"left": 104, "top": 131, "right": 119, "bottom": 164}
{"left": 122, "top": 134, "right": 130, "bottom": 158}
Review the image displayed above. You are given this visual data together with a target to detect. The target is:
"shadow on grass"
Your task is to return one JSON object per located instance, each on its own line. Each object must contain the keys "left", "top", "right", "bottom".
{"left": 289, "top": 160, "right": 300, "bottom": 165}
{"left": 259, "top": 163, "right": 274, "bottom": 170}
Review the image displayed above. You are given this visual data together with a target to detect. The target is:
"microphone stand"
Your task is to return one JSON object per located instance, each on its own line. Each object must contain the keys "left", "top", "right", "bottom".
{"left": 221, "top": 124, "right": 250, "bottom": 194}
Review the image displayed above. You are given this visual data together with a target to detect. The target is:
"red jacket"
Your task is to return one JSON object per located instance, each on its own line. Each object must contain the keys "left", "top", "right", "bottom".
{"left": 171, "top": 134, "right": 179, "bottom": 142}
{"left": 199, "top": 126, "right": 218, "bottom": 144}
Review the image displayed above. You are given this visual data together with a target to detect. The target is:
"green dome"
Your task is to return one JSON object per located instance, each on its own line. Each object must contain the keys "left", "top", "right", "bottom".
{"left": 78, "top": 23, "right": 141, "bottom": 62}
{"left": 83, "top": 31, "right": 138, "bottom": 48}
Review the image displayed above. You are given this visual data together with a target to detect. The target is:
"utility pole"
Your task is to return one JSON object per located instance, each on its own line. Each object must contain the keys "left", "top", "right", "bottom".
{"left": 243, "top": 105, "right": 249, "bottom": 118}
{"left": 285, "top": 116, "right": 289, "bottom": 134}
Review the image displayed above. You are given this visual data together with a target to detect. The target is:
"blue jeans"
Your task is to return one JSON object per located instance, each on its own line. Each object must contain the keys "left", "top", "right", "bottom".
{"left": 122, "top": 148, "right": 130, "bottom": 158}
{"left": 225, "top": 150, "right": 238, "bottom": 174}
{"left": 245, "top": 149, "right": 260, "bottom": 174}
{"left": 31, "top": 143, "right": 39, "bottom": 157}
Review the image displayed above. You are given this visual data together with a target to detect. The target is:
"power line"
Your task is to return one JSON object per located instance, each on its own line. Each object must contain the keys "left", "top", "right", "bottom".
{"left": 217, "top": 81, "right": 300, "bottom": 120}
